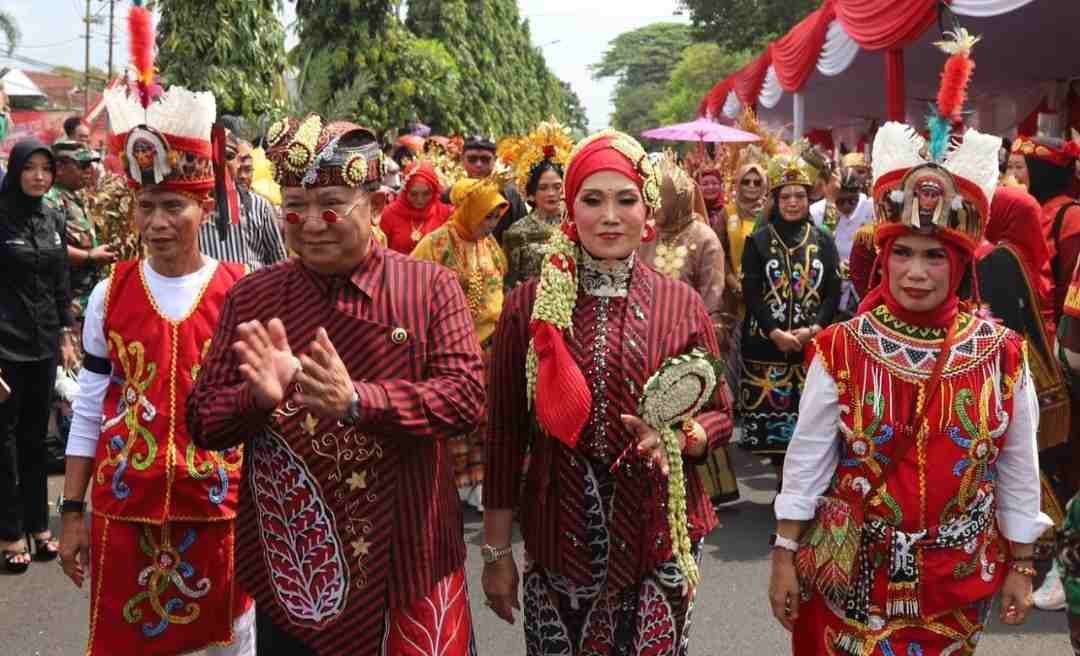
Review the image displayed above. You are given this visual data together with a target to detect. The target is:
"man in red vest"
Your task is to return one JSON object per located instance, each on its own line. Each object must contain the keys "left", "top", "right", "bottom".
{"left": 57, "top": 83, "right": 253, "bottom": 655}
{"left": 187, "top": 113, "right": 486, "bottom": 656}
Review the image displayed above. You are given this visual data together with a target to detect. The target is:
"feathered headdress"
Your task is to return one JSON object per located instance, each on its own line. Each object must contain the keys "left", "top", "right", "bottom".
{"left": 871, "top": 27, "right": 999, "bottom": 249}
{"left": 497, "top": 118, "right": 574, "bottom": 192}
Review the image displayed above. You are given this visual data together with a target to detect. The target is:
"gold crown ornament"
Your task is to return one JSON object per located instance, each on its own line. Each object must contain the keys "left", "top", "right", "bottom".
{"left": 767, "top": 154, "right": 815, "bottom": 190}
{"left": 497, "top": 118, "right": 574, "bottom": 192}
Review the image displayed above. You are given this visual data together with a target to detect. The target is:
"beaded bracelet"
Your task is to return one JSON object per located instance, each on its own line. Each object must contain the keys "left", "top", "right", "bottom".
{"left": 1007, "top": 562, "right": 1037, "bottom": 577}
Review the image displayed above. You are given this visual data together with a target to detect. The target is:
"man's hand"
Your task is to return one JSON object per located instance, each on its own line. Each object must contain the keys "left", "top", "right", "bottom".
{"left": 482, "top": 556, "right": 520, "bottom": 625}
{"left": 60, "top": 331, "right": 79, "bottom": 370}
{"left": 295, "top": 328, "right": 355, "bottom": 420}
{"left": 88, "top": 244, "right": 118, "bottom": 265}
{"left": 998, "top": 569, "right": 1034, "bottom": 625}
{"left": 59, "top": 513, "right": 90, "bottom": 588}
{"left": 232, "top": 318, "right": 298, "bottom": 411}
{"left": 768, "top": 548, "right": 801, "bottom": 631}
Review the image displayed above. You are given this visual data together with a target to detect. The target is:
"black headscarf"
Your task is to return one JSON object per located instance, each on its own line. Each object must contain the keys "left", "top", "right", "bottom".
{"left": 1, "top": 137, "right": 55, "bottom": 211}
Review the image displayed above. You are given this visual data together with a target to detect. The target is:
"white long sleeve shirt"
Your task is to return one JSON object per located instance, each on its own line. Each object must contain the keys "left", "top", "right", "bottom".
{"left": 776, "top": 355, "right": 1053, "bottom": 544}
{"left": 66, "top": 259, "right": 218, "bottom": 459}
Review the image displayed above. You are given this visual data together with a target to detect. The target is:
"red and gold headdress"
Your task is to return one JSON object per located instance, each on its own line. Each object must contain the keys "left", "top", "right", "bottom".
{"left": 264, "top": 114, "right": 384, "bottom": 189}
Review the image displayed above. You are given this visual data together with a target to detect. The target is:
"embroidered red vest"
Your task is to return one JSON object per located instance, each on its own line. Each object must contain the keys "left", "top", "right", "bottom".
{"left": 92, "top": 259, "right": 245, "bottom": 523}
{"left": 812, "top": 306, "right": 1025, "bottom": 622}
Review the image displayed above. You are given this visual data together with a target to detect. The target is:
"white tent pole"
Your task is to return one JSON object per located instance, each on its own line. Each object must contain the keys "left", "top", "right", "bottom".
{"left": 793, "top": 92, "right": 806, "bottom": 140}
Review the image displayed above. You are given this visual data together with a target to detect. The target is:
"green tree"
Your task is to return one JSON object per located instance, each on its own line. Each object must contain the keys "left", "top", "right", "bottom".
{"left": 558, "top": 80, "right": 589, "bottom": 137}
{"left": 654, "top": 42, "right": 751, "bottom": 124}
{"left": 591, "top": 22, "right": 693, "bottom": 134}
{"left": 156, "top": 0, "right": 287, "bottom": 119}
{"left": 678, "top": 0, "right": 817, "bottom": 52}
{"left": 0, "top": 9, "right": 20, "bottom": 55}
{"left": 293, "top": 2, "right": 461, "bottom": 133}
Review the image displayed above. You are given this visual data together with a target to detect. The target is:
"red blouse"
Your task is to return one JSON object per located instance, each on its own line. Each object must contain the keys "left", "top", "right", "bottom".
{"left": 485, "top": 264, "right": 733, "bottom": 592}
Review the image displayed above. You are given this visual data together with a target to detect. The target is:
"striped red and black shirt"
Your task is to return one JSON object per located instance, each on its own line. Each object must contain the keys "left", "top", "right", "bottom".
{"left": 187, "top": 243, "right": 484, "bottom": 653}
{"left": 486, "top": 264, "right": 733, "bottom": 593}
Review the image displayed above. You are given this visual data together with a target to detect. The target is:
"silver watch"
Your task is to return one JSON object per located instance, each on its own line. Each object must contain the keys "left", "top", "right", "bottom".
{"left": 481, "top": 544, "right": 512, "bottom": 564}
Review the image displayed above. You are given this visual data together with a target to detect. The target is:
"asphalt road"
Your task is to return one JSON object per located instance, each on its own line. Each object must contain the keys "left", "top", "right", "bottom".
{"left": 1, "top": 449, "right": 1072, "bottom": 655}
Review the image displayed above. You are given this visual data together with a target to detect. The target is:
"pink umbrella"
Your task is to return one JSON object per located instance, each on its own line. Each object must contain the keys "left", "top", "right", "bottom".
{"left": 641, "top": 118, "right": 760, "bottom": 143}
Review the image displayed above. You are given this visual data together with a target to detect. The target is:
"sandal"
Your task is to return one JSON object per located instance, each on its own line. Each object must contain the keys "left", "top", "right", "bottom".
{"left": 2, "top": 547, "right": 30, "bottom": 574}
{"left": 29, "top": 532, "right": 59, "bottom": 562}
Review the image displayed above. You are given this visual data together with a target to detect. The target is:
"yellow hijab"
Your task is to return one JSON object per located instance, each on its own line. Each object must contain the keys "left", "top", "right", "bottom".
{"left": 411, "top": 177, "right": 508, "bottom": 344}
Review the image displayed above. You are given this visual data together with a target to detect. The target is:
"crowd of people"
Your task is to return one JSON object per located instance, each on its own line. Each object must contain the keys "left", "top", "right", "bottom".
{"left": 0, "top": 20, "right": 1077, "bottom": 656}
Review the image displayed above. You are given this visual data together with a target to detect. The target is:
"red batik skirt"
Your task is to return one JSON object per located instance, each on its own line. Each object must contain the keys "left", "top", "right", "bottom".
{"left": 87, "top": 515, "right": 250, "bottom": 656}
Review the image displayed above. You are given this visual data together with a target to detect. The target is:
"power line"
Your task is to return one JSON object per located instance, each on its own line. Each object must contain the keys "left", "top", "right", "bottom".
{"left": 7, "top": 38, "right": 84, "bottom": 49}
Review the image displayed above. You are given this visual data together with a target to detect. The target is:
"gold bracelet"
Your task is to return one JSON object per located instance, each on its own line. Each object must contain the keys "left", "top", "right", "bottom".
{"left": 1008, "top": 562, "right": 1037, "bottom": 577}
{"left": 681, "top": 418, "right": 705, "bottom": 452}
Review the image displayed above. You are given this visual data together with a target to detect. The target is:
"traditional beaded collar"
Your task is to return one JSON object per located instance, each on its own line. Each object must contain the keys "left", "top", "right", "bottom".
{"left": 579, "top": 247, "right": 633, "bottom": 298}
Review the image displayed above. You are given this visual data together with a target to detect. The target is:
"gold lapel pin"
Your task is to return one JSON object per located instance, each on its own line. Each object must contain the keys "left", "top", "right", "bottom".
{"left": 390, "top": 328, "right": 408, "bottom": 345}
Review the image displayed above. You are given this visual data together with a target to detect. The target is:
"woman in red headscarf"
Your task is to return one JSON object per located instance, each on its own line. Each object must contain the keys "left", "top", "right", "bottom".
{"left": 768, "top": 122, "right": 1049, "bottom": 655}
{"left": 378, "top": 162, "right": 453, "bottom": 254}
{"left": 481, "top": 130, "right": 733, "bottom": 655}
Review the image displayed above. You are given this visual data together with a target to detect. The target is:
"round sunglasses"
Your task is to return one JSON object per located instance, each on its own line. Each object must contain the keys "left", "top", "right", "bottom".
{"left": 284, "top": 198, "right": 365, "bottom": 225}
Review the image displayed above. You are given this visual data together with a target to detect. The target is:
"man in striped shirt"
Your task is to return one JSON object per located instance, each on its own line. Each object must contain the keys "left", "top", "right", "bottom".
{"left": 187, "top": 115, "right": 485, "bottom": 656}
{"left": 197, "top": 132, "right": 287, "bottom": 269}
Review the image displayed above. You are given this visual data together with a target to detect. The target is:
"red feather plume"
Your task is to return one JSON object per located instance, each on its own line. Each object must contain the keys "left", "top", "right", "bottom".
{"left": 937, "top": 53, "right": 975, "bottom": 123}
{"left": 128, "top": 5, "right": 156, "bottom": 107}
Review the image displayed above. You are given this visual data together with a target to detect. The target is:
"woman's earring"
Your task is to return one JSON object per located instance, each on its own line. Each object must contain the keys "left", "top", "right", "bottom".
{"left": 642, "top": 222, "right": 656, "bottom": 242}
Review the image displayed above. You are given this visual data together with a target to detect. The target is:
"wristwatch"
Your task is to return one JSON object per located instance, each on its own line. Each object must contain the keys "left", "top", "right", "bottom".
{"left": 56, "top": 496, "right": 86, "bottom": 515}
{"left": 340, "top": 389, "right": 361, "bottom": 426}
{"left": 481, "top": 544, "right": 513, "bottom": 564}
{"left": 769, "top": 533, "right": 799, "bottom": 553}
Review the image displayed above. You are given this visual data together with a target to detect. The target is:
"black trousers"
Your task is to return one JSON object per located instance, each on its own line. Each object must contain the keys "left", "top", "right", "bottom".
{"left": 256, "top": 610, "right": 317, "bottom": 656}
{"left": 0, "top": 357, "right": 56, "bottom": 542}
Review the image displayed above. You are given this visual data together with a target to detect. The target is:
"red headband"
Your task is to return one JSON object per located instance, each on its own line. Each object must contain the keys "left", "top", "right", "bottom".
{"left": 563, "top": 137, "right": 643, "bottom": 219}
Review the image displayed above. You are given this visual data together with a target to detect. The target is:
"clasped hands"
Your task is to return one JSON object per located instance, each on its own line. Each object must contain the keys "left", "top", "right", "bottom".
{"left": 769, "top": 326, "right": 818, "bottom": 354}
{"left": 232, "top": 318, "right": 355, "bottom": 419}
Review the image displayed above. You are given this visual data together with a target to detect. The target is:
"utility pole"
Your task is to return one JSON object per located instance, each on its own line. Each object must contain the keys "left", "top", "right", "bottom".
{"left": 83, "top": 0, "right": 91, "bottom": 113}
{"left": 107, "top": 0, "right": 115, "bottom": 81}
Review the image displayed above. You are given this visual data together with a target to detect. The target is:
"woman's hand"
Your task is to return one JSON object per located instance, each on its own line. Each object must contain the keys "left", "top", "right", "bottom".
{"left": 768, "top": 548, "right": 801, "bottom": 631}
{"left": 769, "top": 329, "right": 803, "bottom": 354}
{"left": 622, "top": 414, "right": 681, "bottom": 476}
{"left": 59, "top": 513, "right": 91, "bottom": 588}
{"left": 998, "top": 569, "right": 1034, "bottom": 625}
{"left": 482, "top": 556, "right": 520, "bottom": 624}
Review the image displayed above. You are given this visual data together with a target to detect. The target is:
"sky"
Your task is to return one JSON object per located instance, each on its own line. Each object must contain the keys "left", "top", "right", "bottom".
{"left": 0, "top": 0, "right": 689, "bottom": 130}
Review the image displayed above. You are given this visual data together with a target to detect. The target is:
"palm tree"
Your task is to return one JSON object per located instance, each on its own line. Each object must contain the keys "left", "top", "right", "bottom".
{"left": 0, "top": 10, "right": 20, "bottom": 55}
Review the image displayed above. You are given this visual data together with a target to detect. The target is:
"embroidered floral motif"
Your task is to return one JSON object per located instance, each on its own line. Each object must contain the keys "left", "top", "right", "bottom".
{"left": 947, "top": 374, "right": 1007, "bottom": 513}
{"left": 250, "top": 428, "right": 349, "bottom": 627}
{"left": 97, "top": 331, "right": 160, "bottom": 499}
{"left": 122, "top": 526, "right": 210, "bottom": 638}
{"left": 184, "top": 444, "right": 242, "bottom": 505}
{"left": 579, "top": 249, "right": 633, "bottom": 298}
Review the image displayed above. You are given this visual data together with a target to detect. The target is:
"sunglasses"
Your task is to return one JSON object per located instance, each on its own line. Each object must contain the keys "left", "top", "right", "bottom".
{"left": 284, "top": 198, "right": 364, "bottom": 225}
{"left": 465, "top": 154, "right": 494, "bottom": 165}
{"left": 741, "top": 178, "right": 763, "bottom": 187}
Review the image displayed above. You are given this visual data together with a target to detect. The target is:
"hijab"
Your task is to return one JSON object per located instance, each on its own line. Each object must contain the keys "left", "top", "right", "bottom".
{"left": 379, "top": 162, "right": 453, "bottom": 252}
{"left": 1, "top": 138, "right": 54, "bottom": 212}
{"left": 978, "top": 186, "right": 1053, "bottom": 310}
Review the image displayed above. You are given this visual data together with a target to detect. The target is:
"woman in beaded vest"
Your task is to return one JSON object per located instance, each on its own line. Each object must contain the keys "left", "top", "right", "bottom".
{"left": 769, "top": 115, "right": 1050, "bottom": 654}
{"left": 411, "top": 176, "right": 507, "bottom": 511}
{"left": 737, "top": 154, "right": 841, "bottom": 467}
{"left": 482, "top": 130, "right": 734, "bottom": 655}
{"left": 500, "top": 120, "right": 573, "bottom": 292}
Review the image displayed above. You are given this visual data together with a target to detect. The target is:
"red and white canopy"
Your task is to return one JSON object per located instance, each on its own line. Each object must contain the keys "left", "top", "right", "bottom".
{"left": 699, "top": 0, "right": 1079, "bottom": 138}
